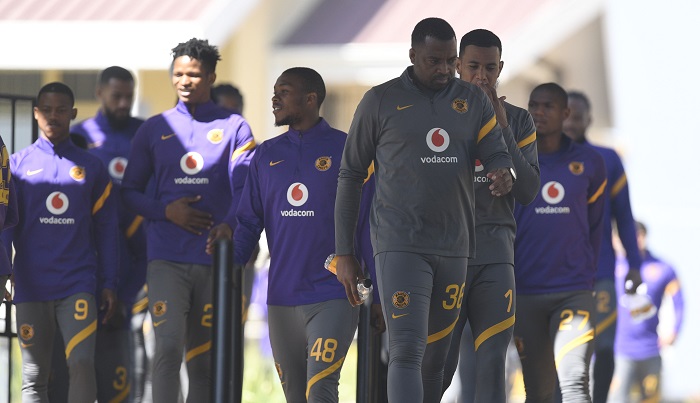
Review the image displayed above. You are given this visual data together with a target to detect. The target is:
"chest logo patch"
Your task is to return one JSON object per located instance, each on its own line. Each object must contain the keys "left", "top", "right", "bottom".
{"left": 286, "top": 183, "right": 309, "bottom": 207}
{"left": 180, "top": 152, "right": 204, "bottom": 175}
{"left": 69, "top": 166, "right": 85, "bottom": 181}
{"left": 541, "top": 181, "right": 565, "bottom": 205}
{"left": 315, "top": 156, "right": 331, "bottom": 171}
{"left": 207, "top": 129, "right": 224, "bottom": 144}
{"left": 452, "top": 98, "right": 468, "bottom": 113}
{"left": 108, "top": 157, "right": 128, "bottom": 180}
{"left": 474, "top": 159, "right": 484, "bottom": 172}
{"left": 569, "top": 161, "right": 584, "bottom": 175}
{"left": 46, "top": 191, "right": 69, "bottom": 215}
{"left": 426, "top": 128, "right": 450, "bottom": 153}
{"left": 153, "top": 301, "right": 167, "bottom": 317}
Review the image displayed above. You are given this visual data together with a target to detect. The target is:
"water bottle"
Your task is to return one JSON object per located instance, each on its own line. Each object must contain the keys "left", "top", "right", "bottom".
{"left": 324, "top": 254, "right": 373, "bottom": 302}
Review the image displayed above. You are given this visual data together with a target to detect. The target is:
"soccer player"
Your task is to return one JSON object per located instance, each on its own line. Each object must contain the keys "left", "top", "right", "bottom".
{"left": 121, "top": 38, "right": 255, "bottom": 402}
{"left": 71, "top": 66, "right": 147, "bottom": 402}
{"left": 563, "top": 90, "right": 643, "bottom": 402}
{"left": 233, "top": 67, "right": 381, "bottom": 402}
{"left": 441, "top": 29, "right": 540, "bottom": 403}
{"left": 211, "top": 83, "right": 244, "bottom": 115}
{"left": 334, "top": 18, "right": 514, "bottom": 403}
{"left": 609, "top": 221, "right": 684, "bottom": 402}
{"left": 512, "top": 82, "right": 607, "bottom": 402}
{"left": 2, "top": 82, "right": 118, "bottom": 403}
{"left": 0, "top": 133, "right": 18, "bottom": 302}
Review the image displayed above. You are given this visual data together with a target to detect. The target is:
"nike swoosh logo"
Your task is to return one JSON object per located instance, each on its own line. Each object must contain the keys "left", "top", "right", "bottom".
{"left": 153, "top": 319, "right": 167, "bottom": 327}
{"left": 396, "top": 104, "right": 414, "bottom": 111}
{"left": 269, "top": 160, "right": 284, "bottom": 166}
{"left": 26, "top": 169, "right": 43, "bottom": 176}
{"left": 20, "top": 343, "right": 34, "bottom": 348}
{"left": 161, "top": 134, "right": 176, "bottom": 140}
{"left": 391, "top": 313, "right": 409, "bottom": 319}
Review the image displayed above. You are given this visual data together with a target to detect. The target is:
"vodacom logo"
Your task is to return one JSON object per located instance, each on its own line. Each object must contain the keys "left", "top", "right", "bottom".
{"left": 426, "top": 128, "right": 450, "bottom": 152}
{"left": 541, "top": 181, "right": 565, "bottom": 204}
{"left": 180, "top": 152, "right": 204, "bottom": 175}
{"left": 286, "top": 183, "right": 309, "bottom": 207}
{"left": 109, "top": 157, "right": 128, "bottom": 180}
{"left": 46, "top": 191, "right": 69, "bottom": 215}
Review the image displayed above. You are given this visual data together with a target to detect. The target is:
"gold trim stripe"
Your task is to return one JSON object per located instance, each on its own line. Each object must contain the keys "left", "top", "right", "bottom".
{"left": 474, "top": 315, "right": 516, "bottom": 351}
{"left": 92, "top": 181, "right": 113, "bottom": 215}
{"left": 66, "top": 319, "right": 97, "bottom": 359}
{"left": 306, "top": 357, "right": 345, "bottom": 399}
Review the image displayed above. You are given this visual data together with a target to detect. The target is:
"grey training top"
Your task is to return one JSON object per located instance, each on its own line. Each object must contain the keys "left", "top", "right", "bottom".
{"left": 470, "top": 102, "right": 540, "bottom": 265}
{"left": 335, "top": 67, "right": 513, "bottom": 258}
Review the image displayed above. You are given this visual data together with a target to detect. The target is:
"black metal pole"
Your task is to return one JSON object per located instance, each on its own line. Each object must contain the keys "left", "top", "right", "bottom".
{"left": 212, "top": 238, "right": 233, "bottom": 403}
{"left": 231, "top": 247, "right": 243, "bottom": 403}
{"left": 356, "top": 296, "right": 382, "bottom": 403}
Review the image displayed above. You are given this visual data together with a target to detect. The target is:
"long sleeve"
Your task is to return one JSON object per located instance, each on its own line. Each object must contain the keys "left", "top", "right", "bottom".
{"left": 503, "top": 107, "right": 539, "bottom": 205}
{"left": 234, "top": 153, "right": 264, "bottom": 266}
{"left": 587, "top": 155, "right": 608, "bottom": 265}
{"left": 664, "top": 270, "right": 684, "bottom": 336}
{"left": 609, "top": 155, "right": 642, "bottom": 271}
{"left": 92, "top": 165, "right": 120, "bottom": 291}
{"left": 121, "top": 125, "right": 167, "bottom": 221}
{"left": 224, "top": 121, "right": 255, "bottom": 230}
{"left": 335, "top": 91, "right": 378, "bottom": 256}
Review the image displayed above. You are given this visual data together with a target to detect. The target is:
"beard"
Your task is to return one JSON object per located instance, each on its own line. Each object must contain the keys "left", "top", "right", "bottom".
{"left": 275, "top": 112, "right": 303, "bottom": 128}
{"left": 104, "top": 109, "right": 131, "bottom": 130}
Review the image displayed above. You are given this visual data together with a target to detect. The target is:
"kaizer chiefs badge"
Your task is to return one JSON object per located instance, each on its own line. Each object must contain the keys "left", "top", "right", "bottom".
{"left": 315, "top": 156, "right": 331, "bottom": 171}
{"left": 392, "top": 291, "right": 410, "bottom": 309}
{"left": 20, "top": 324, "right": 34, "bottom": 341}
{"left": 452, "top": 98, "right": 468, "bottom": 113}
{"left": 153, "top": 301, "right": 167, "bottom": 317}
{"left": 569, "top": 161, "right": 584, "bottom": 175}
{"left": 207, "top": 129, "right": 224, "bottom": 144}
{"left": 69, "top": 166, "right": 86, "bottom": 181}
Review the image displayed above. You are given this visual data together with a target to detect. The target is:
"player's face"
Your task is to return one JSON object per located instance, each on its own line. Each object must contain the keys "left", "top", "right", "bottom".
{"left": 528, "top": 89, "right": 569, "bottom": 137}
{"left": 563, "top": 97, "right": 591, "bottom": 143}
{"left": 34, "top": 92, "right": 77, "bottom": 144}
{"left": 272, "top": 73, "right": 307, "bottom": 128}
{"left": 457, "top": 45, "right": 502, "bottom": 87}
{"left": 98, "top": 78, "right": 134, "bottom": 128}
{"left": 216, "top": 94, "right": 242, "bottom": 114}
{"left": 409, "top": 37, "right": 457, "bottom": 91}
{"left": 172, "top": 56, "right": 216, "bottom": 105}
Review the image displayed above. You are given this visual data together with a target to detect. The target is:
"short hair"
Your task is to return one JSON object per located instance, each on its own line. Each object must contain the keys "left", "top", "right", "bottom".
{"left": 282, "top": 67, "right": 326, "bottom": 108}
{"left": 411, "top": 17, "right": 455, "bottom": 48}
{"left": 211, "top": 84, "right": 243, "bottom": 107}
{"left": 459, "top": 29, "right": 502, "bottom": 57}
{"left": 636, "top": 220, "right": 647, "bottom": 236}
{"left": 37, "top": 82, "right": 75, "bottom": 106}
{"left": 532, "top": 82, "right": 568, "bottom": 108}
{"left": 567, "top": 91, "right": 591, "bottom": 112}
{"left": 171, "top": 38, "right": 221, "bottom": 74}
{"left": 99, "top": 66, "right": 134, "bottom": 86}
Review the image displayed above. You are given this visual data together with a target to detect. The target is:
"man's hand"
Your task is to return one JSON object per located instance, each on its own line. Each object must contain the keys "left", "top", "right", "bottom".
{"left": 486, "top": 167, "right": 513, "bottom": 196}
{"left": 165, "top": 196, "right": 213, "bottom": 235}
{"left": 100, "top": 288, "right": 117, "bottom": 325}
{"left": 476, "top": 81, "right": 508, "bottom": 128}
{"left": 370, "top": 303, "right": 386, "bottom": 334}
{"left": 335, "top": 255, "right": 363, "bottom": 306}
{"left": 624, "top": 268, "right": 643, "bottom": 294}
{"left": 206, "top": 223, "right": 232, "bottom": 255}
{"left": 659, "top": 332, "right": 677, "bottom": 348}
